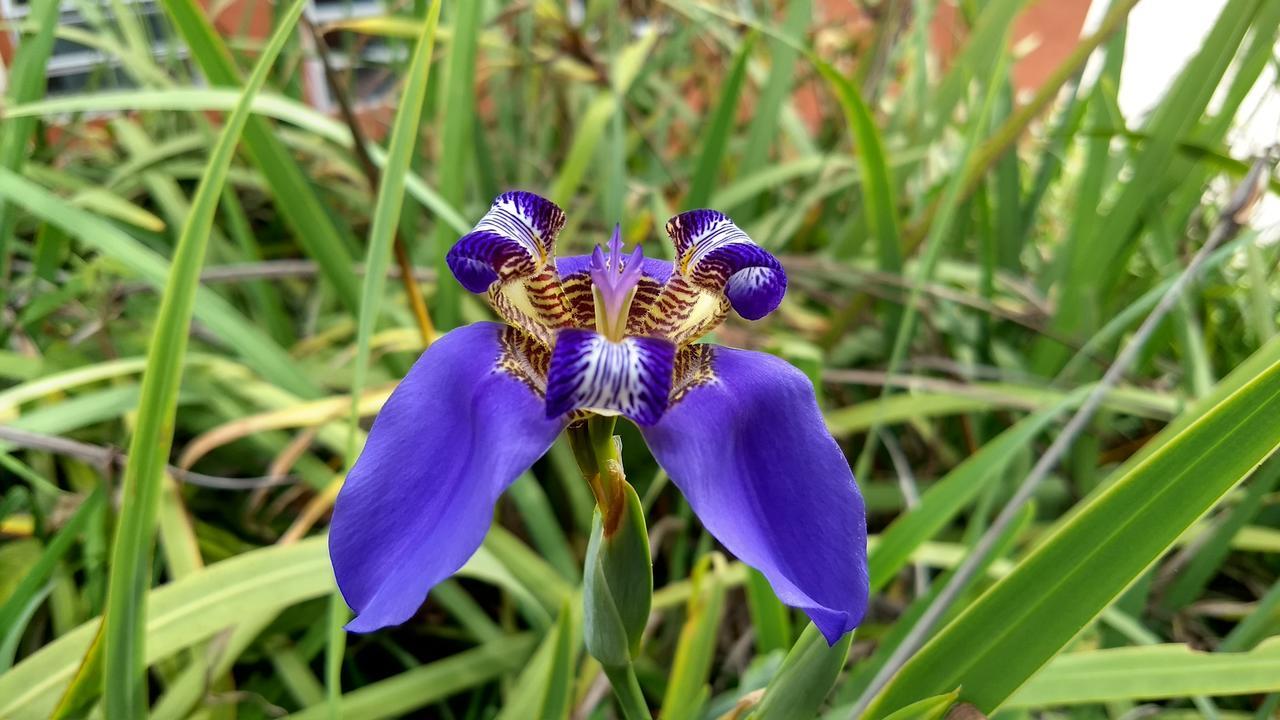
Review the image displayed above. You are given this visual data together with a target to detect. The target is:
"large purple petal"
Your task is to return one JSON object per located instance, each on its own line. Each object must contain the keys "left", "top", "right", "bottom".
{"left": 641, "top": 346, "right": 868, "bottom": 644}
{"left": 330, "top": 322, "right": 565, "bottom": 632}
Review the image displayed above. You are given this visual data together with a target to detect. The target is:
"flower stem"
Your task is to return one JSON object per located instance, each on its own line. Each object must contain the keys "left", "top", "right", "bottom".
{"left": 567, "top": 416, "right": 625, "bottom": 533}
{"left": 603, "top": 662, "right": 652, "bottom": 720}
{"left": 569, "top": 415, "right": 653, "bottom": 713}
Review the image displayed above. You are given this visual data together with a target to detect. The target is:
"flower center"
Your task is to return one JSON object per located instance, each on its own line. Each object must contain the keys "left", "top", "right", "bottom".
{"left": 589, "top": 225, "right": 644, "bottom": 342}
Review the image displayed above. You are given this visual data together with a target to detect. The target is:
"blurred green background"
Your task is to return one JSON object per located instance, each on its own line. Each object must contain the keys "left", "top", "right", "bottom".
{"left": 1, "top": 0, "right": 1280, "bottom": 718}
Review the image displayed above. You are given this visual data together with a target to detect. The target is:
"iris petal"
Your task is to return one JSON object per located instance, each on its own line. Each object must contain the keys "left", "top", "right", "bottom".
{"left": 635, "top": 211, "right": 787, "bottom": 344}
{"left": 330, "top": 323, "right": 564, "bottom": 632}
{"left": 447, "top": 192, "right": 575, "bottom": 345}
{"left": 640, "top": 346, "right": 868, "bottom": 644}
{"left": 556, "top": 253, "right": 673, "bottom": 329}
{"left": 446, "top": 191, "right": 566, "bottom": 291}
{"left": 545, "top": 328, "right": 676, "bottom": 426}
{"left": 556, "top": 253, "right": 675, "bottom": 285}
{"left": 667, "top": 210, "right": 787, "bottom": 320}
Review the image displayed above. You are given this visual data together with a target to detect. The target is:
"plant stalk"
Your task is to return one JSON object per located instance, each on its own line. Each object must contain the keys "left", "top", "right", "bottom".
{"left": 603, "top": 662, "right": 653, "bottom": 720}
{"left": 567, "top": 416, "right": 627, "bottom": 533}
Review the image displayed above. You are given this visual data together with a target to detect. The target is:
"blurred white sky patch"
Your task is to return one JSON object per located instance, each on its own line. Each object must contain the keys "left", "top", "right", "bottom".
{"left": 1106, "top": 0, "right": 1279, "bottom": 240}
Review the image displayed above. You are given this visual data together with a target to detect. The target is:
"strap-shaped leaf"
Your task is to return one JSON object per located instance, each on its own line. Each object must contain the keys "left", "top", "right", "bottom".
{"left": 868, "top": 355, "right": 1280, "bottom": 715}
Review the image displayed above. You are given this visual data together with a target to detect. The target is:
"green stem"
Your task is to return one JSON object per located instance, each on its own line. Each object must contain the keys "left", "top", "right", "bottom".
{"left": 603, "top": 663, "right": 652, "bottom": 720}
{"left": 567, "top": 416, "right": 624, "bottom": 530}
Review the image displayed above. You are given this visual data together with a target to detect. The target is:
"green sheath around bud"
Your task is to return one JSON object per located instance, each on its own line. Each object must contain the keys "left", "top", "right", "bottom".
{"left": 583, "top": 481, "right": 652, "bottom": 667}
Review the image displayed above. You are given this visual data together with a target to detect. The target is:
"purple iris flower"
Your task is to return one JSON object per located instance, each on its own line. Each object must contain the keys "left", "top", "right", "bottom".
{"left": 329, "top": 191, "right": 868, "bottom": 644}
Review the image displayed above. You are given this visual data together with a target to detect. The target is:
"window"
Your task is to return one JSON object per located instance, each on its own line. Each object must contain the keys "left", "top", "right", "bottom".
{"left": 308, "top": 0, "right": 383, "bottom": 25}
{"left": 0, "top": 0, "right": 187, "bottom": 98}
{"left": 305, "top": 0, "right": 404, "bottom": 111}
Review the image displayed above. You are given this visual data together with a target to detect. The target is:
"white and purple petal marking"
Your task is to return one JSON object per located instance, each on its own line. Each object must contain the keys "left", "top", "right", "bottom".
{"left": 446, "top": 191, "right": 566, "bottom": 292}
{"left": 545, "top": 328, "right": 676, "bottom": 426}
{"left": 667, "top": 209, "right": 787, "bottom": 320}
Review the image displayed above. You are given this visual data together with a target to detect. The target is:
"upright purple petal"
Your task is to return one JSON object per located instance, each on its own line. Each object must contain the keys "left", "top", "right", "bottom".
{"left": 556, "top": 253, "right": 675, "bottom": 285}
{"left": 587, "top": 226, "right": 648, "bottom": 324}
{"left": 641, "top": 346, "right": 868, "bottom": 644}
{"left": 330, "top": 322, "right": 564, "bottom": 632}
{"left": 446, "top": 191, "right": 566, "bottom": 293}
{"left": 665, "top": 209, "right": 787, "bottom": 320}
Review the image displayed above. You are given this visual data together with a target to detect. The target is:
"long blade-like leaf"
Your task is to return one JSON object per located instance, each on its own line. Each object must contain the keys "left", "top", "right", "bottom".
{"left": 159, "top": 0, "right": 363, "bottom": 313}
{"left": 100, "top": 3, "right": 310, "bottom": 713}
{"left": 347, "top": 0, "right": 443, "bottom": 459}
{"left": 868, "top": 357, "right": 1280, "bottom": 715}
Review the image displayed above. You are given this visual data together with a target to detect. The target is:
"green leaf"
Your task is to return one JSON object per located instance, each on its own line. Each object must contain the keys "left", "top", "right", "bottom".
{"left": 1163, "top": 453, "right": 1280, "bottom": 610}
{"left": 867, "top": 356, "right": 1280, "bottom": 716}
{"left": 0, "top": 0, "right": 60, "bottom": 286}
{"left": 159, "top": 0, "right": 363, "bottom": 314}
{"left": 483, "top": 525, "right": 575, "bottom": 614}
{"left": 836, "top": 504, "right": 1034, "bottom": 708}
{"left": 660, "top": 554, "right": 728, "bottom": 720}
{"left": 48, "top": 622, "right": 105, "bottom": 720}
{"left": 1220, "top": 577, "right": 1280, "bottom": 654}
{"left": 850, "top": 38, "right": 1013, "bottom": 479}
{"left": 735, "top": 0, "right": 809, "bottom": 206}
{"left": 150, "top": 611, "right": 280, "bottom": 720}
{"left": 744, "top": 568, "right": 792, "bottom": 655}
{"left": 918, "top": 0, "right": 1029, "bottom": 142}
{"left": 347, "top": 0, "right": 442, "bottom": 459}
{"left": 685, "top": 32, "right": 756, "bottom": 208}
{"left": 0, "top": 539, "right": 332, "bottom": 720}
{"left": 583, "top": 484, "right": 652, "bottom": 667}
{"left": 5, "top": 89, "right": 469, "bottom": 235}
{"left": 753, "top": 623, "right": 853, "bottom": 719}
{"left": 0, "top": 172, "right": 317, "bottom": 398}
{"left": 100, "top": 3, "right": 310, "bottom": 714}
{"left": 0, "top": 536, "right": 530, "bottom": 718}
{"left": 549, "top": 30, "right": 657, "bottom": 205}
{"left": 813, "top": 61, "right": 901, "bottom": 271}
{"left": 427, "top": 0, "right": 482, "bottom": 330}
{"left": 879, "top": 692, "right": 958, "bottom": 720}
{"left": 1050, "top": 0, "right": 1264, "bottom": 342}
{"left": 508, "top": 473, "right": 581, "bottom": 582}
{"left": 0, "top": 488, "right": 104, "bottom": 672}
{"left": 867, "top": 391, "right": 1084, "bottom": 592}
{"left": 495, "top": 602, "right": 581, "bottom": 720}
{"left": 824, "top": 381, "right": 1171, "bottom": 436}
{"left": 1007, "top": 639, "right": 1280, "bottom": 708}
{"left": 69, "top": 187, "right": 167, "bottom": 233}
{"left": 283, "top": 635, "right": 539, "bottom": 720}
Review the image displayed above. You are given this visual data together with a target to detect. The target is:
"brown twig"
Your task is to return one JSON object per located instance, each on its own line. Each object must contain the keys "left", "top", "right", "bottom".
{"left": 0, "top": 426, "right": 294, "bottom": 491}
{"left": 304, "top": 16, "right": 436, "bottom": 346}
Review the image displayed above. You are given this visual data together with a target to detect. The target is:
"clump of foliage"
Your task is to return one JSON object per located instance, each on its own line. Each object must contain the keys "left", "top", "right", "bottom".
{"left": 1, "top": 0, "right": 1279, "bottom": 718}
